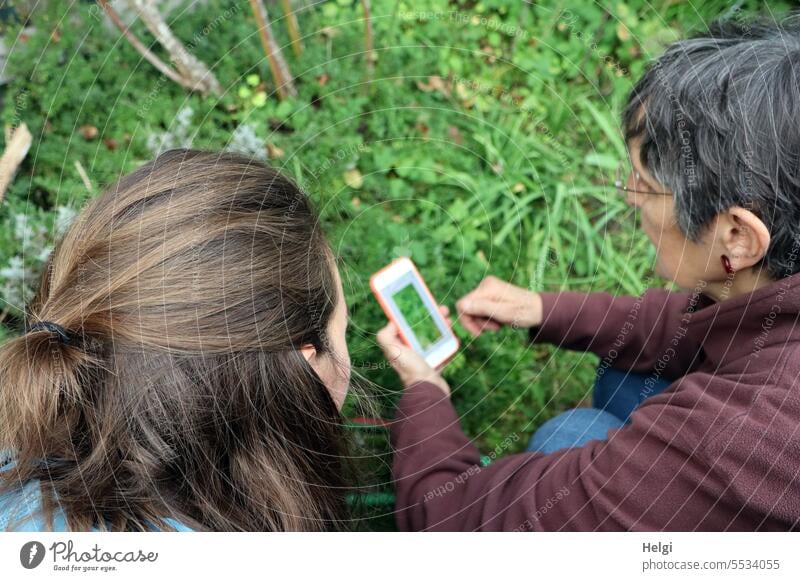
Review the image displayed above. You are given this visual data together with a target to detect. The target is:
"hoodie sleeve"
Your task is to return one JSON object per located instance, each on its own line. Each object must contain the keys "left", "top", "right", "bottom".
{"left": 529, "top": 289, "right": 705, "bottom": 380}
{"left": 391, "top": 381, "right": 733, "bottom": 532}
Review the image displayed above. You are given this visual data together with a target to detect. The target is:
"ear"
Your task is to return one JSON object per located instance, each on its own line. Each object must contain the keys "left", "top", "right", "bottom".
{"left": 718, "top": 206, "right": 771, "bottom": 271}
{"left": 299, "top": 344, "right": 317, "bottom": 363}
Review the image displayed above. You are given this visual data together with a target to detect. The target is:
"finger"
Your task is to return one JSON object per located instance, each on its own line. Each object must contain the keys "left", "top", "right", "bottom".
{"left": 376, "top": 321, "right": 393, "bottom": 339}
{"left": 455, "top": 293, "right": 476, "bottom": 317}
{"left": 377, "top": 328, "right": 406, "bottom": 366}
{"left": 456, "top": 287, "right": 481, "bottom": 310}
{"left": 437, "top": 305, "right": 453, "bottom": 329}
{"left": 478, "top": 275, "right": 501, "bottom": 291}
{"left": 376, "top": 322, "right": 401, "bottom": 348}
{"left": 457, "top": 295, "right": 500, "bottom": 320}
{"left": 470, "top": 315, "right": 501, "bottom": 333}
{"left": 457, "top": 312, "right": 483, "bottom": 337}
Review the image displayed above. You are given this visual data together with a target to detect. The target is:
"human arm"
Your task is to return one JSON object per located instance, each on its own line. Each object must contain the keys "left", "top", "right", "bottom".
{"left": 455, "top": 276, "right": 705, "bottom": 379}
{"left": 390, "top": 379, "right": 733, "bottom": 531}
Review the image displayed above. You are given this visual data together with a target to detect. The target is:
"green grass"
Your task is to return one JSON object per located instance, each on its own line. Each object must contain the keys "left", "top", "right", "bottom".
{"left": 0, "top": 0, "right": 788, "bottom": 528}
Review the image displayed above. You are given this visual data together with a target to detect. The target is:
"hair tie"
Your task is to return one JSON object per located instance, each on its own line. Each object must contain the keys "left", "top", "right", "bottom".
{"left": 26, "top": 321, "right": 72, "bottom": 345}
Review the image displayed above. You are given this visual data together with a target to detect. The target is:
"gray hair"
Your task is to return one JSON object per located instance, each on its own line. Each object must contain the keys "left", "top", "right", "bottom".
{"left": 623, "top": 17, "right": 800, "bottom": 279}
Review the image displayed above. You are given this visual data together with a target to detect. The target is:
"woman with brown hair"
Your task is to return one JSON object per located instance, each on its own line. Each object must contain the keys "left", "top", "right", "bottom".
{"left": 0, "top": 149, "right": 352, "bottom": 531}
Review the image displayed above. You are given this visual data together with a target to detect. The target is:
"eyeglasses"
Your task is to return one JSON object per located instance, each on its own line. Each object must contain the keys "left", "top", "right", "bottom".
{"left": 614, "top": 165, "right": 672, "bottom": 197}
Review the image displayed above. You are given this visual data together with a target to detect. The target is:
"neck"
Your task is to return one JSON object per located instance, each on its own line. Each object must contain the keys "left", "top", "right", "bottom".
{"left": 701, "top": 266, "right": 774, "bottom": 302}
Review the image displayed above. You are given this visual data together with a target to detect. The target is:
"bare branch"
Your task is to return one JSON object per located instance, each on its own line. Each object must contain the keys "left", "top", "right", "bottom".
{"left": 97, "top": 0, "right": 187, "bottom": 88}
{"left": 74, "top": 160, "right": 95, "bottom": 194}
{"left": 0, "top": 123, "right": 32, "bottom": 201}
{"left": 128, "top": 0, "right": 222, "bottom": 96}
{"left": 362, "top": 0, "right": 375, "bottom": 79}
{"left": 280, "top": 0, "right": 303, "bottom": 57}
{"left": 98, "top": 0, "right": 222, "bottom": 96}
{"left": 249, "top": 0, "right": 297, "bottom": 99}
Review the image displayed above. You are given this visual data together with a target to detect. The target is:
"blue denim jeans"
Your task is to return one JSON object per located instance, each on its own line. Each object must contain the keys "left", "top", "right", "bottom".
{"left": 526, "top": 367, "right": 672, "bottom": 454}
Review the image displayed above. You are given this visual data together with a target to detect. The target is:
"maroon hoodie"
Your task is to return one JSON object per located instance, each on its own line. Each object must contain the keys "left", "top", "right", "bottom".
{"left": 390, "top": 275, "right": 800, "bottom": 531}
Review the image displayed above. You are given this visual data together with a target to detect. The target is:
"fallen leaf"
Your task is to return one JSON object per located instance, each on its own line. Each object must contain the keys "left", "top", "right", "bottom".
{"left": 455, "top": 82, "right": 476, "bottom": 108}
{"left": 416, "top": 75, "right": 449, "bottom": 96}
{"left": 251, "top": 92, "right": 267, "bottom": 108}
{"left": 448, "top": 125, "right": 463, "bottom": 145}
{"left": 266, "top": 143, "right": 284, "bottom": 158}
{"left": 344, "top": 168, "right": 363, "bottom": 189}
{"left": 79, "top": 124, "right": 98, "bottom": 140}
{"left": 319, "top": 26, "right": 340, "bottom": 38}
{"left": 317, "top": 73, "right": 330, "bottom": 86}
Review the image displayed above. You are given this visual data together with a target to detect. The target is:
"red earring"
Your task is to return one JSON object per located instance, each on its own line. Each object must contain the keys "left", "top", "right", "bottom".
{"left": 721, "top": 255, "right": 735, "bottom": 275}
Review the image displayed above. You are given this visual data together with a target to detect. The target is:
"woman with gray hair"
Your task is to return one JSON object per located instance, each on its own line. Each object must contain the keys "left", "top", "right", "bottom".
{"left": 379, "top": 18, "right": 800, "bottom": 530}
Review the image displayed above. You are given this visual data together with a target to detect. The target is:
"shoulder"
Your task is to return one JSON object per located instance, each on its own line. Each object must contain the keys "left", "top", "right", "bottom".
{"left": 0, "top": 481, "right": 195, "bottom": 531}
{"left": 0, "top": 479, "right": 69, "bottom": 532}
{"left": 161, "top": 518, "right": 195, "bottom": 532}
{"left": 0, "top": 450, "right": 67, "bottom": 531}
{"left": 0, "top": 452, "right": 193, "bottom": 532}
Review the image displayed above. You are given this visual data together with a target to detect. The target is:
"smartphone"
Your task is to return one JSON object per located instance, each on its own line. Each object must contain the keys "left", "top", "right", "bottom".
{"left": 370, "top": 257, "right": 459, "bottom": 368}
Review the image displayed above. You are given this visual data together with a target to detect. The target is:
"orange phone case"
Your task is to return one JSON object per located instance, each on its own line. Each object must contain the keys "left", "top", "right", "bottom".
{"left": 370, "top": 258, "right": 459, "bottom": 368}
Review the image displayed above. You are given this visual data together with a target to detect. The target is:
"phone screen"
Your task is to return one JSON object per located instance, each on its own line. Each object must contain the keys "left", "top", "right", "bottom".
{"left": 390, "top": 281, "right": 443, "bottom": 351}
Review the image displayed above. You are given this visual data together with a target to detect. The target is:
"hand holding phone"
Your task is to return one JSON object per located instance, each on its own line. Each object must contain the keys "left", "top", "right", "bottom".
{"left": 375, "top": 310, "right": 451, "bottom": 395}
{"left": 371, "top": 258, "right": 459, "bottom": 369}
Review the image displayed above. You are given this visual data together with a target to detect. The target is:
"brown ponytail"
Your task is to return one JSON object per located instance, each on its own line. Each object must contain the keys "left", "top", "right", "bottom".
{"left": 0, "top": 149, "right": 351, "bottom": 531}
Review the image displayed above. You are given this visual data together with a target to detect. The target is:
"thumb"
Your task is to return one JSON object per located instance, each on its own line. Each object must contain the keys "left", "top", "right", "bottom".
{"left": 376, "top": 322, "right": 405, "bottom": 354}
